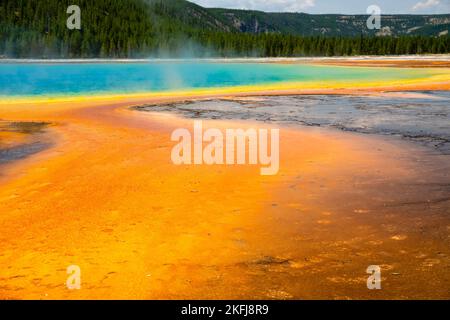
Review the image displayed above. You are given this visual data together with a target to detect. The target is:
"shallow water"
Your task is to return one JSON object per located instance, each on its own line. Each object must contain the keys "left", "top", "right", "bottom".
{"left": 0, "top": 121, "right": 51, "bottom": 164}
{"left": 136, "top": 91, "right": 450, "bottom": 153}
{"left": 0, "top": 62, "right": 427, "bottom": 97}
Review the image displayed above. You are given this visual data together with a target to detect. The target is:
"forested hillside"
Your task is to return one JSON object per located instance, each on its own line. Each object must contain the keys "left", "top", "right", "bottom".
{"left": 210, "top": 9, "right": 450, "bottom": 36}
{"left": 1, "top": 0, "right": 449, "bottom": 58}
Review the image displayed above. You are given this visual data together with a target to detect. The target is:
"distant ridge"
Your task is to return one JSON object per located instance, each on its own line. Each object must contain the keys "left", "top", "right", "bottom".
{"left": 146, "top": 0, "right": 450, "bottom": 36}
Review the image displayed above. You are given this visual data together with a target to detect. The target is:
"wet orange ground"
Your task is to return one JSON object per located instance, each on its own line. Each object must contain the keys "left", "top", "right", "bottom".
{"left": 275, "top": 58, "right": 450, "bottom": 68}
{"left": 0, "top": 90, "right": 449, "bottom": 300}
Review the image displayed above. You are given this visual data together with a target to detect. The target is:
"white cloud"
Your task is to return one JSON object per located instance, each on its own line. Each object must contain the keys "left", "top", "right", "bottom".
{"left": 191, "top": 0, "right": 316, "bottom": 12}
{"left": 412, "top": 0, "right": 440, "bottom": 11}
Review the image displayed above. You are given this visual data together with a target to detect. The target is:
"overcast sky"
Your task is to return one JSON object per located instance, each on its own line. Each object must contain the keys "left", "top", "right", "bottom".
{"left": 190, "top": 0, "right": 450, "bottom": 14}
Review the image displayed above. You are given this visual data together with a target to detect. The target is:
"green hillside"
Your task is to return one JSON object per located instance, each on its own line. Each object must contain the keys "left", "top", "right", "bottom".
{"left": 210, "top": 9, "right": 450, "bottom": 36}
{"left": 0, "top": 0, "right": 449, "bottom": 58}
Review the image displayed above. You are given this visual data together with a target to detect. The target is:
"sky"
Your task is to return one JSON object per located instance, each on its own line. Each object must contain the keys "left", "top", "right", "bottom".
{"left": 190, "top": 0, "right": 450, "bottom": 14}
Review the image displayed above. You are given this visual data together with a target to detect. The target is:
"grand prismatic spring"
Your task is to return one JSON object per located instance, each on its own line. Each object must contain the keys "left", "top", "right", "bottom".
{"left": 0, "top": 59, "right": 449, "bottom": 299}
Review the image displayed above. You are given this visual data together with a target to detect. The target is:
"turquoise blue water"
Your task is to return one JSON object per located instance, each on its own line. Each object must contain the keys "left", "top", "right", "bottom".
{"left": 0, "top": 62, "right": 425, "bottom": 97}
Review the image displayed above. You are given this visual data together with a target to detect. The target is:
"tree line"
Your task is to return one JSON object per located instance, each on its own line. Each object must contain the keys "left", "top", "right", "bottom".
{"left": 0, "top": 0, "right": 448, "bottom": 58}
